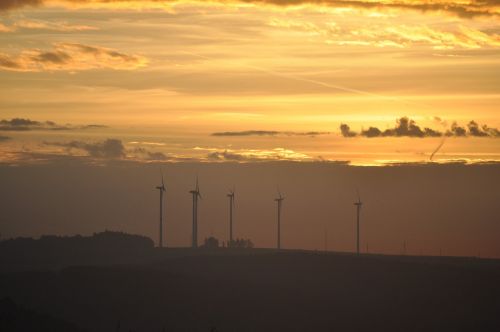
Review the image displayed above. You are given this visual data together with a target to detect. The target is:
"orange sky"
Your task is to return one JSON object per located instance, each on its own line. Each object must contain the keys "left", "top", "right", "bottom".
{"left": 1, "top": 1, "right": 500, "bottom": 257}
{"left": 0, "top": 0, "right": 499, "bottom": 164}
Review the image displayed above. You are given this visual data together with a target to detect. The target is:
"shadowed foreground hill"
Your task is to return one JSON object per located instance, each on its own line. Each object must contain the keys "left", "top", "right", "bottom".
{"left": 0, "top": 297, "right": 86, "bottom": 332}
{"left": 1, "top": 248, "right": 500, "bottom": 332}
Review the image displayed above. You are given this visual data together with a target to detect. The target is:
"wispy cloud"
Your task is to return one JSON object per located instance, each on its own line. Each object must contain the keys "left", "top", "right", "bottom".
{"left": 206, "top": 147, "right": 313, "bottom": 162}
{"left": 0, "top": 19, "right": 98, "bottom": 33}
{"left": 270, "top": 18, "right": 500, "bottom": 50}
{"left": 0, "top": 43, "right": 147, "bottom": 72}
{"left": 0, "top": 118, "right": 107, "bottom": 131}
{"left": 1, "top": 0, "right": 498, "bottom": 19}
{"left": 211, "top": 130, "right": 330, "bottom": 137}
{"left": 0, "top": 23, "right": 14, "bottom": 32}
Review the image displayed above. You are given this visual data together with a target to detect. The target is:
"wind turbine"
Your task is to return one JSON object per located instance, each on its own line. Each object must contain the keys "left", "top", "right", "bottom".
{"left": 227, "top": 186, "right": 235, "bottom": 248}
{"left": 274, "top": 189, "right": 285, "bottom": 250}
{"left": 155, "top": 170, "right": 166, "bottom": 248}
{"left": 189, "top": 176, "right": 202, "bottom": 248}
{"left": 354, "top": 189, "right": 363, "bottom": 255}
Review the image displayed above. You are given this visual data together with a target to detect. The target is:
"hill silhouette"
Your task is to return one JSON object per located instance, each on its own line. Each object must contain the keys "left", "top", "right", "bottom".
{"left": 0, "top": 231, "right": 154, "bottom": 271}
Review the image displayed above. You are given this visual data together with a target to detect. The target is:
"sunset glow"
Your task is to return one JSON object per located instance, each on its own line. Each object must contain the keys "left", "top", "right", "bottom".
{"left": 0, "top": 0, "right": 499, "bottom": 166}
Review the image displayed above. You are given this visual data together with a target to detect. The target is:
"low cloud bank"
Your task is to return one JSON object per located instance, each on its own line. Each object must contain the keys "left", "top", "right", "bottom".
{"left": 340, "top": 117, "right": 500, "bottom": 138}
{"left": 0, "top": 118, "right": 107, "bottom": 131}
{"left": 45, "top": 139, "right": 168, "bottom": 161}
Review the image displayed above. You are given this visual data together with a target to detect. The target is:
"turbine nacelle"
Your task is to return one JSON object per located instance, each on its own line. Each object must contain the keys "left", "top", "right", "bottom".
{"left": 189, "top": 176, "right": 202, "bottom": 198}
{"left": 354, "top": 189, "right": 362, "bottom": 207}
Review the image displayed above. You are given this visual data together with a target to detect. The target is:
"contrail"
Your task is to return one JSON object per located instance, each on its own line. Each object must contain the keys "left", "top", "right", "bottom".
{"left": 430, "top": 136, "right": 446, "bottom": 161}
{"left": 182, "top": 51, "right": 432, "bottom": 109}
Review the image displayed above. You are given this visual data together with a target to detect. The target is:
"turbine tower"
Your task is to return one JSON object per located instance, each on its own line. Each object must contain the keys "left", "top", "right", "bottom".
{"left": 227, "top": 187, "right": 235, "bottom": 247}
{"left": 274, "top": 189, "right": 285, "bottom": 250}
{"left": 189, "top": 177, "right": 202, "bottom": 248}
{"left": 354, "top": 190, "right": 363, "bottom": 255}
{"left": 155, "top": 171, "right": 166, "bottom": 248}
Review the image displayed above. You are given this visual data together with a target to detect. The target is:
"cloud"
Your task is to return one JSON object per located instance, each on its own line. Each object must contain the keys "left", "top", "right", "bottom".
{"left": 447, "top": 122, "right": 467, "bottom": 137}
{"left": 480, "top": 125, "right": 500, "bottom": 137}
{"left": 270, "top": 18, "right": 500, "bottom": 50}
{"left": 46, "top": 139, "right": 126, "bottom": 159}
{"left": 0, "top": 23, "right": 14, "bottom": 32}
{"left": 0, "top": 43, "right": 147, "bottom": 72}
{"left": 345, "top": 117, "right": 500, "bottom": 138}
{"left": 0, "top": 0, "right": 42, "bottom": 12}
{"left": 212, "top": 130, "right": 279, "bottom": 137}
{"left": 467, "top": 121, "right": 489, "bottom": 137}
{"left": 0, "top": 20, "right": 98, "bottom": 33}
{"left": 0, "top": 135, "right": 11, "bottom": 142}
{"left": 206, "top": 148, "right": 313, "bottom": 162}
{"left": 0, "top": 118, "right": 107, "bottom": 131}
{"left": 340, "top": 124, "right": 356, "bottom": 137}
{"left": 15, "top": 19, "right": 98, "bottom": 32}
{"left": 361, "top": 126, "right": 382, "bottom": 138}
{"left": 1, "top": 0, "right": 497, "bottom": 19}
{"left": 130, "top": 147, "right": 169, "bottom": 161}
{"left": 382, "top": 117, "right": 428, "bottom": 137}
{"left": 207, "top": 150, "right": 252, "bottom": 161}
{"left": 211, "top": 130, "right": 330, "bottom": 137}
{"left": 44, "top": 139, "right": 171, "bottom": 161}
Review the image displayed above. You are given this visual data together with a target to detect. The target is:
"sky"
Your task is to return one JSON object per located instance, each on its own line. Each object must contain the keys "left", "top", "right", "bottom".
{"left": 0, "top": 0, "right": 499, "bottom": 256}
{"left": 0, "top": 0, "right": 499, "bottom": 165}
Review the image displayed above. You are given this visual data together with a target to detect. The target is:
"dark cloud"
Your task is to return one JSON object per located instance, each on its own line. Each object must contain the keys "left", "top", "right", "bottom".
{"left": 447, "top": 122, "right": 467, "bottom": 137}
{"left": 0, "top": 0, "right": 496, "bottom": 19}
{"left": 424, "top": 128, "right": 442, "bottom": 137}
{"left": 0, "top": 118, "right": 107, "bottom": 131}
{"left": 211, "top": 130, "right": 330, "bottom": 137}
{"left": 0, "top": 55, "right": 22, "bottom": 69}
{"left": 0, "top": 135, "right": 11, "bottom": 142}
{"left": 381, "top": 117, "right": 428, "bottom": 137}
{"left": 347, "top": 117, "right": 499, "bottom": 138}
{"left": 0, "top": 0, "right": 42, "bottom": 11}
{"left": 465, "top": 121, "right": 500, "bottom": 137}
{"left": 467, "top": 121, "right": 488, "bottom": 137}
{"left": 47, "top": 139, "right": 126, "bottom": 159}
{"left": 481, "top": 125, "right": 500, "bottom": 137}
{"left": 0, "top": 43, "right": 147, "bottom": 72}
{"left": 131, "top": 147, "right": 169, "bottom": 161}
{"left": 33, "top": 51, "right": 71, "bottom": 64}
{"left": 340, "top": 124, "right": 356, "bottom": 137}
{"left": 45, "top": 139, "right": 170, "bottom": 161}
{"left": 361, "top": 126, "right": 382, "bottom": 138}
